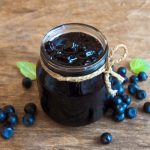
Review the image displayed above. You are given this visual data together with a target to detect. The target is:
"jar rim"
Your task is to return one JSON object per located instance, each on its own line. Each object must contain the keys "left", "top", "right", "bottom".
{"left": 40, "top": 23, "right": 109, "bottom": 76}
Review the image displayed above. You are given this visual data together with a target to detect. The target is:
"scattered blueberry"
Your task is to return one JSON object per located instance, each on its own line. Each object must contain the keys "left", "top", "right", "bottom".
{"left": 113, "top": 96, "right": 122, "bottom": 106}
{"left": 117, "top": 86, "right": 124, "bottom": 96}
{"left": 130, "top": 75, "right": 139, "bottom": 83}
{"left": 143, "top": 102, "right": 150, "bottom": 113}
{"left": 22, "top": 77, "right": 32, "bottom": 89}
{"left": 122, "top": 102, "right": 127, "bottom": 110}
{"left": 0, "top": 109, "right": 6, "bottom": 122}
{"left": 122, "top": 95, "right": 132, "bottom": 105}
{"left": 128, "top": 83, "right": 139, "bottom": 95}
{"left": 114, "top": 113, "right": 125, "bottom": 122}
{"left": 22, "top": 114, "right": 35, "bottom": 127}
{"left": 136, "top": 90, "right": 147, "bottom": 100}
{"left": 100, "top": 132, "right": 112, "bottom": 144}
{"left": 115, "top": 104, "right": 126, "bottom": 114}
{"left": 117, "top": 67, "right": 127, "bottom": 76}
{"left": 138, "top": 72, "right": 148, "bottom": 81}
{"left": 112, "top": 81, "right": 124, "bottom": 96}
{"left": 7, "top": 113, "right": 18, "bottom": 126}
{"left": 1, "top": 126, "right": 14, "bottom": 139}
{"left": 24, "top": 103, "right": 37, "bottom": 115}
{"left": 3, "top": 105, "right": 15, "bottom": 114}
{"left": 126, "top": 107, "right": 137, "bottom": 119}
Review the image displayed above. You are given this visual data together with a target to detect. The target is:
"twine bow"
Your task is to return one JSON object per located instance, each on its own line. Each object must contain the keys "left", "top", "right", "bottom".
{"left": 40, "top": 44, "right": 128, "bottom": 97}
{"left": 104, "top": 44, "right": 128, "bottom": 96}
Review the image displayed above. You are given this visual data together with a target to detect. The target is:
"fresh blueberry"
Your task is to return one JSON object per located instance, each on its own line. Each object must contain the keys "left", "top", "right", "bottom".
{"left": 123, "top": 76, "right": 128, "bottom": 84}
{"left": 3, "top": 105, "right": 15, "bottom": 114}
{"left": 24, "top": 103, "right": 37, "bottom": 115}
{"left": 1, "top": 126, "right": 14, "bottom": 139}
{"left": 122, "top": 102, "right": 127, "bottom": 110}
{"left": 117, "top": 86, "right": 125, "bottom": 96}
{"left": 128, "top": 83, "right": 139, "bottom": 95}
{"left": 122, "top": 95, "right": 132, "bottom": 105}
{"left": 100, "top": 132, "right": 112, "bottom": 144}
{"left": 113, "top": 96, "right": 123, "bottom": 105}
{"left": 0, "top": 109, "right": 6, "bottom": 122}
{"left": 138, "top": 72, "right": 148, "bottom": 81}
{"left": 115, "top": 104, "right": 126, "bottom": 114}
{"left": 112, "top": 81, "right": 124, "bottom": 95}
{"left": 7, "top": 113, "right": 18, "bottom": 126}
{"left": 130, "top": 75, "right": 139, "bottom": 83}
{"left": 143, "top": 102, "right": 150, "bottom": 113}
{"left": 22, "top": 114, "right": 35, "bottom": 127}
{"left": 114, "top": 113, "right": 125, "bottom": 122}
{"left": 136, "top": 90, "right": 147, "bottom": 100}
{"left": 117, "top": 67, "right": 127, "bottom": 76}
{"left": 22, "top": 77, "right": 32, "bottom": 89}
{"left": 126, "top": 107, "right": 137, "bottom": 119}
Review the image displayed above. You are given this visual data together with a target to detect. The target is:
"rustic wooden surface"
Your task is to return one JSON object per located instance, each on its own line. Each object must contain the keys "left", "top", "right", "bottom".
{"left": 0, "top": 0, "right": 150, "bottom": 149}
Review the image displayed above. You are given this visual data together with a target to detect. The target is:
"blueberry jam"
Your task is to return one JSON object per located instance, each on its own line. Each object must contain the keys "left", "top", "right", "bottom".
{"left": 44, "top": 32, "right": 104, "bottom": 67}
{"left": 37, "top": 24, "right": 109, "bottom": 126}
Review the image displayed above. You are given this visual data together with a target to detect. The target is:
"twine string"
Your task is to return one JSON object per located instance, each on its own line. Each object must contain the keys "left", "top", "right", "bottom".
{"left": 40, "top": 44, "right": 128, "bottom": 96}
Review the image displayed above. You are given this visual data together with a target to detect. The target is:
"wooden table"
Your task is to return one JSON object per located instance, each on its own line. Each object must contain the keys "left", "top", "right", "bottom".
{"left": 0, "top": 0, "right": 150, "bottom": 149}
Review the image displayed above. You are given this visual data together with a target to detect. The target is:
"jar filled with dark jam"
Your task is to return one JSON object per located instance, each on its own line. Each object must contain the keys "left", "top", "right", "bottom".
{"left": 36, "top": 23, "right": 109, "bottom": 126}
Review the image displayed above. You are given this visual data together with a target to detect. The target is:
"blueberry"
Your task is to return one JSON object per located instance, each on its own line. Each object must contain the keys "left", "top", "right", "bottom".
{"left": 130, "top": 75, "right": 139, "bottom": 83}
{"left": 7, "top": 113, "right": 18, "bottom": 126}
{"left": 126, "top": 107, "right": 137, "bottom": 119}
{"left": 22, "top": 114, "right": 35, "bottom": 127}
{"left": 117, "top": 86, "right": 125, "bottom": 96}
{"left": 3, "top": 105, "right": 15, "bottom": 114}
{"left": 113, "top": 96, "right": 122, "bottom": 105}
{"left": 122, "top": 95, "right": 132, "bottom": 105}
{"left": 115, "top": 104, "right": 126, "bottom": 114}
{"left": 122, "top": 102, "right": 127, "bottom": 110}
{"left": 0, "top": 109, "right": 6, "bottom": 122}
{"left": 100, "top": 132, "right": 112, "bottom": 144}
{"left": 114, "top": 113, "right": 125, "bottom": 122}
{"left": 143, "top": 102, "right": 150, "bottom": 113}
{"left": 128, "top": 83, "right": 139, "bottom": 95}
{"left": 138, "top": 72, "right": 148, "bottom": 81}
{"left": 117, "top": 67, "right": 127, "bottom": 76}
{"left": 24, "top": 103, "right": 37, "bottom": 115}
{"left": 22, "top": 77, "right": 32, "bottom": 89}
{"left": 1, "top": 126, "right": 14, "bottom": 139}
{"left": 136, "top": 90, "right": 147, "bottom": 100}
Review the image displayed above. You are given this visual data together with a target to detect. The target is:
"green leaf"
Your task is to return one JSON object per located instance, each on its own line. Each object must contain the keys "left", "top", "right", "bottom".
{"left": 16, "top": 61, "right": 37, "bottom": 80}
{"left": 130, "top": 58, "right": 150, "bottom": 74}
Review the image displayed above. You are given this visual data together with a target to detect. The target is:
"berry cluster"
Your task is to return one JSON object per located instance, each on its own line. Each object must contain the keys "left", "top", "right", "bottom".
{"left": 0, "top": 103, "right": 37, "bottom": 140}
{"left": 100, "top": 68, "right": 149, "bottom": 144}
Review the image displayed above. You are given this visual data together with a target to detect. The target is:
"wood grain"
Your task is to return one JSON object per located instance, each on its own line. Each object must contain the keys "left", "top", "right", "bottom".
{"left": 0, "top": 0, "right": 150, "bottom": 149}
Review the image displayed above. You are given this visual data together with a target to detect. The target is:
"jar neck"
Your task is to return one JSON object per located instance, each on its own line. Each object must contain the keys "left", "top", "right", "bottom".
{"left": 40, "top": 23, "right": 109, "bottom": 76}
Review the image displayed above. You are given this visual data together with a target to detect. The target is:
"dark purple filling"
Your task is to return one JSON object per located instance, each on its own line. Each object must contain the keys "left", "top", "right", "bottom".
{"left": 44, "top": 32, "right": 104, "bottom": 66}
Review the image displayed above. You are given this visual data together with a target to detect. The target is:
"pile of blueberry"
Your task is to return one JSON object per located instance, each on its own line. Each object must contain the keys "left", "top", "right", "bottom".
{"left": 0, "top": 103, "right": 37, "bottom": 140}
{"left": 100, "top": 67, "right": 150, "bottom": 144}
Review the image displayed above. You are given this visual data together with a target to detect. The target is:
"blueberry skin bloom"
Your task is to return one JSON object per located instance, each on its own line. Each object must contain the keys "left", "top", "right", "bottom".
{"left": 136, "top": 90, "right": 147, "bottom": 100}
{"left": 143, "top": 102, "right": 150, "bottom": 113}
{"left": 126, "top": 107, "right": 137, "bottom": 119}
{"left": 1, "top": 126, "right": 14, "bottom": 139}
{"left": 130, "top": 75, "right": 139, "bottom": 84}
{"left": 128, "top": 84, "right": 139, "bottom": 95}
{"left": 3, "top": 105, "right": 15, "bottom": 114}
{"left": 138, "top": 72, "right": 148, "bottom": 81}
{"left": 24, "top": 103, "right": 37, "bottom": 115}
{"left": 0, "top": 109, "right": 6, "bottom": 122}
{"left": 22, "top": 114, "right": 35, "bottom": 127}
{"left": 114, "top": 113, "right": 125, "bottom": 122}
{"left": 7, "top": 113, "right": 18, "bottom": 126}
{"left": 100, "top": 132, "right": 112, "bottom": 144}
{"left": 117, "top": 67, "right": 127, "bottom": 76}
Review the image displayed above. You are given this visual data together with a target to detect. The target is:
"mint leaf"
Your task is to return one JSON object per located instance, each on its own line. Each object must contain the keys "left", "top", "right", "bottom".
{"left": 16, "top": 61, "right": 36, "bottom": 80}
{"left": 130, "top": 58, "right": 150, "bottom": 74}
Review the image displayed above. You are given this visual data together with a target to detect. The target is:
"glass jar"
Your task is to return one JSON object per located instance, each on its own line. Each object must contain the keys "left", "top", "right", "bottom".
{"left": 36, "top": 23, "right": 109, "bottom": 126}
